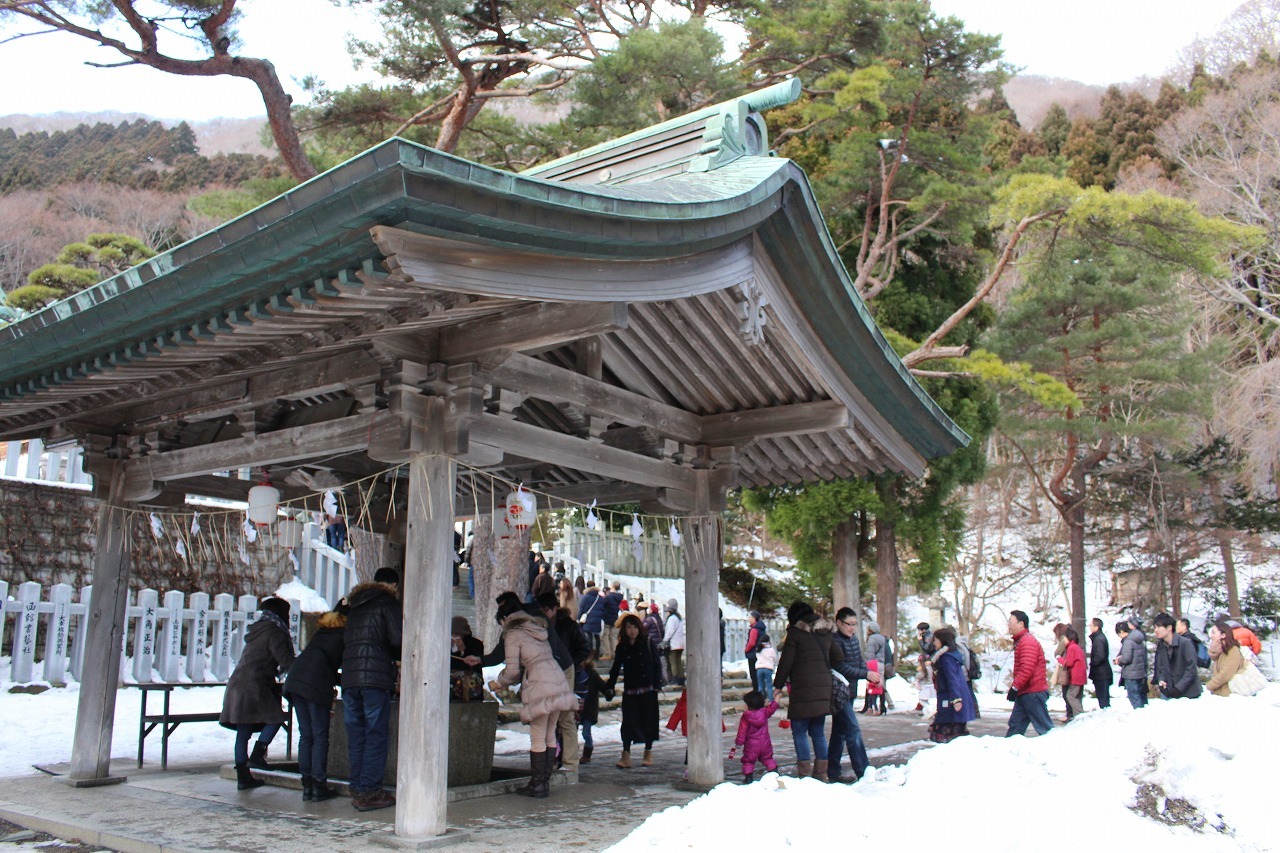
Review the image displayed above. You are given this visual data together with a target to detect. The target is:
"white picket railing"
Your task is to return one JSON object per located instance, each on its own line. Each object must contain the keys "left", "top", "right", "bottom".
{"left": 0, "top": 439, "right": 91, "bottom": 489}
{"left": 0, "top": 581, "right": 303, "bottom": 685}
{"left": 296, "top": 522, "right": 358, "bottom": 607}
{"left": 553, "top": 524, "right": 683, "bottom": 579}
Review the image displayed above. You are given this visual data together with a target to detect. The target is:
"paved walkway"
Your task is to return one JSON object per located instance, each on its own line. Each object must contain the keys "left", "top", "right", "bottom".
{"left": 0, "top": 706, "right": 1012, "bottom": 853}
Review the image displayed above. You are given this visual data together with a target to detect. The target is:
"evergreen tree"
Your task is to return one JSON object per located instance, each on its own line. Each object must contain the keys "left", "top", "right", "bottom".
{"left": 6, "top": 233, "right": 153, "bottom": 312}
{"left": 984, "top": 178, "right": 1246, "bottom": 639}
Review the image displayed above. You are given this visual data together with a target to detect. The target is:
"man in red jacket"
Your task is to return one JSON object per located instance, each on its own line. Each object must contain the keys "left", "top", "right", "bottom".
{"left": 1005, "top": 609, "right": 1054, "bottom": 737}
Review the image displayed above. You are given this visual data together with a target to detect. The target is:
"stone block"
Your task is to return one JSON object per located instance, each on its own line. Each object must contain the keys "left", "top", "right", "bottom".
{"left": 328, "top": 698, "right": 498, "bottom": 788}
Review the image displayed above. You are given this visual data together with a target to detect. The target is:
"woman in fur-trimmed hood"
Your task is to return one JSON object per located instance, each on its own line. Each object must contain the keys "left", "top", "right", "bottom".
{"left": 773, "top": 602, "right": 843, "bottom": 781}
{"left": 488, "top": 598, "right": 578, "bottom": 798}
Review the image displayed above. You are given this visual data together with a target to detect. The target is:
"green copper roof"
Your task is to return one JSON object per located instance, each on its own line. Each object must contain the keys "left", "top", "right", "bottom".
{"left": 0, "top": 109, "right": 967, "bottom": 461}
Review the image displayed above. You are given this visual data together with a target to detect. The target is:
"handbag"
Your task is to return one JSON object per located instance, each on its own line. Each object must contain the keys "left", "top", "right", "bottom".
{"left": 1228, "top": 660, "right": 1269, "bottom": 696}
{"left": 1055, "top": 666, "right": 1070, "bottom": 686}
{"left": 831, "top": 670, "right": 851, "bottom": 707}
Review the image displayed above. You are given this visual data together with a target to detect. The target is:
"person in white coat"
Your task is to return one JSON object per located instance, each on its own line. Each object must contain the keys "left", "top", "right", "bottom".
{"left": 662, "top": 599, "right": 686, "bottom": 686}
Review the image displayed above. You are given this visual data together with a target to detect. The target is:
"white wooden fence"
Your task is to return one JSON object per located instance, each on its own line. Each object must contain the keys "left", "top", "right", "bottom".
{"left": 0, "top": 439, "right": 90, "bottom": 489}
{"left": 0, "top": 581, "right": 302, "bottom": 685}
{"left": 296, "top": 522, "right": 358, "bottom": 608}
{"left": 553, "top": 524, "right": 684, "bottom": 579}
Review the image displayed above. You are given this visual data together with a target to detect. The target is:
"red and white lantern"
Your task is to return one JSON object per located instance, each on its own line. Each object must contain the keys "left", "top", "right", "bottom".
{"left": 504, "top": 486, "right": 537, "bottom": 533}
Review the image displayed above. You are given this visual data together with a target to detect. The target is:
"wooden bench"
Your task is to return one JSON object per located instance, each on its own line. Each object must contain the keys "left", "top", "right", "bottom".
{"left": 136, "top": 682, "right": 292, "bottom": 770}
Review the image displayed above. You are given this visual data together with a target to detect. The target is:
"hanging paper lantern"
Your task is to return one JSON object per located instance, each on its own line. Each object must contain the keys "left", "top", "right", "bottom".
{"left": 277, "top": 516, "right": 304, "bottom": 548}
{"left": 504, "top": 485, "right": 537, "bottom": 532}
{"left": 247, "top": 483, "right": 280, "bottom": 526}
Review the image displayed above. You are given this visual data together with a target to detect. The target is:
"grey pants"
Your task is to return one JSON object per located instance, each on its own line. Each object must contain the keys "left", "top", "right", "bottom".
{"left": 1064, "top": 684, "right": 1084, "bottom": 719}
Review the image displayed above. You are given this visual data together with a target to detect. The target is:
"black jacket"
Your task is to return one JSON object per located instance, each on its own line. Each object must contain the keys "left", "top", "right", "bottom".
{"left": 341, "top": 582, "right": 402, "bottom": 692}
{"left": 1152, "top": 633, "right": 1202, "bottom": 699}
{"left": 831, "top": 630, "right": 869, "bottom": 695}
{"left": 1088, "top": 630, "right": 1113, "bottom": 681}
{"left": 554, "top": 610, "right": 591, "bottom": 667}
{"left": 284, "top": 626, "right": 344, "bottom": 703}
{"left": 608, "top": 635, "right": 663, "bottom": 691}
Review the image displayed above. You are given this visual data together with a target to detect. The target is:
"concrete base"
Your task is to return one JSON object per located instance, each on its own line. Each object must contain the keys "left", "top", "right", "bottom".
{"left": 329, "top": 699, "right": 498, "bottom": 788}
{"left": 217, "top": 764, "right": 577, "bottom": 802}
{"left": 369, "top": 828, "right": 472, "bottom": 849}
{"left": 57, "top": 775, "right": 128, "bottom": 788}
{"left": 670, "top": 779, "right": 717, "bottom": 793}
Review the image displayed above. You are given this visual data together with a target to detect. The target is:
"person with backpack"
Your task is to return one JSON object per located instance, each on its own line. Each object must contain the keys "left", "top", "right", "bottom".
{"left": 577, "top": 581, "right": 604, "bottom": 655}
{"left": 1176, "top": 618, "right": 1211, "bottom": 669}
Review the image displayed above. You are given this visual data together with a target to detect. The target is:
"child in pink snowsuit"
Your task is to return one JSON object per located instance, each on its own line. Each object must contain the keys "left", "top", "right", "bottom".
{"left": 730, "top": 690, "right": 779, "bottom": 783}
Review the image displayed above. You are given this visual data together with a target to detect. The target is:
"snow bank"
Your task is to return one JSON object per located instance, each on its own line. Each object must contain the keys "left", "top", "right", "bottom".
{"left": 606, "top": 687, "right": 1280, "bottom": 853}
{"left": 274, "top": 578, "right": 333, "bottom": 612}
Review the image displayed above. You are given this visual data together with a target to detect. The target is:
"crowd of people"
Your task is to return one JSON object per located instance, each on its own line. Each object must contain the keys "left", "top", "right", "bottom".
{"left": 218, "top": 564, "right": 1272, "bottom": 810}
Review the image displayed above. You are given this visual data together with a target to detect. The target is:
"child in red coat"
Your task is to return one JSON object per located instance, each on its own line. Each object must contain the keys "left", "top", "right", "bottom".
{"left": 729, "top": 690, "right": 779, "bottom": 784}
{"left": 863, "top": 658, "right": 887, "bottom": 715}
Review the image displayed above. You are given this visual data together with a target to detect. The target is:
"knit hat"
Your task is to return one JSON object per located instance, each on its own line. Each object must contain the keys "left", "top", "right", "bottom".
{"left": 665, "top": 598, "right": 679, "bottom": 613}
{"left": 867, "top": 621, "right": 881, "bottom": 633}
{"left": 650, "top": 602, "right": 660, "bottom": 614}
{"left": 259, "top": 597, "right": 291, "bottom": 621}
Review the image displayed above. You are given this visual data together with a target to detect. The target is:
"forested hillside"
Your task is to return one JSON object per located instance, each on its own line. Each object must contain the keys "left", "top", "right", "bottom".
{"left": 2, "top": 0, "right": 1279, "bottom": 642}
{"left": 0, "top": 119, "right": 282, "bottom": 192}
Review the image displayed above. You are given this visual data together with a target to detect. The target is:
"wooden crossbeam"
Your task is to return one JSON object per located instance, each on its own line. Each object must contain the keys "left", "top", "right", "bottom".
{"left": 469, "top": 414, "right": 696, "bottom": 492}
{"left": 700, "top": 400, "right": 849, "bottom": 446}
{"left": 439, "top": 303, "right": 629, "bottom": 363}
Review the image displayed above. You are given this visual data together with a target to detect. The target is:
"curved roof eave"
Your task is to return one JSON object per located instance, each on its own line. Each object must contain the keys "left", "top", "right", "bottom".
{"left": 0, "top": 137, "right": 967, "bottom": 462}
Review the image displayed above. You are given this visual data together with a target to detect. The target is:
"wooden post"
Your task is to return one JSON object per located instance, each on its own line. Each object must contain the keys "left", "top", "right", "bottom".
{"left": 68, "top": 461, "right": 131, "bottom": 785}
{"left": 394, "top": 397, "right": 464, "bottom": 842}
{"left": 682, "top": 468, "right": 726, "bottom": 789}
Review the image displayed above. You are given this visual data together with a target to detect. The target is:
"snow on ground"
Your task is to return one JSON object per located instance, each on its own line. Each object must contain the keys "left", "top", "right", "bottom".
{"left": 607, "top": 686, "right": 1280, "bottom": 853}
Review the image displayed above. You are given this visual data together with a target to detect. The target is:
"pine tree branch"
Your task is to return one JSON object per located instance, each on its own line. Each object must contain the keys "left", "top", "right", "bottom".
{"left": 902, "top": 208, "right": 1063, "bottom": 368}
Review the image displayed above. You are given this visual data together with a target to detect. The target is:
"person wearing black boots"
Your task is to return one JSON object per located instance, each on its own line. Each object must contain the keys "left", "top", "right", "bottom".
{"left": 220, "top": 596, "right": 296, "bottom": 790}
{"left": 283, "top": 603, "right": 347, "bottom": 802}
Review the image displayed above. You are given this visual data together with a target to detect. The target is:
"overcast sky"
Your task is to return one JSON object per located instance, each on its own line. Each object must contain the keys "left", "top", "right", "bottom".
{"left": 0, "top": 0, "right": 1247, "bottom": 122}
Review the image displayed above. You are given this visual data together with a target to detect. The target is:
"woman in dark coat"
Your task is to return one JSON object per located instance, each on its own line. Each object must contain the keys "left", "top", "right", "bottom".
{"left": 607, "top": 613, "right": 663, "bottom": 769}
{"left": 928, "top": 626, "right": 976, "bottom": 743}
{"left": 221, "top": 596, "right": 295, "bottom": 790}
{"left": 282, "top": 606, "right": 345, "bottom": 801}
{"left": 773, "top": 601, "right": 843, "bottom": 782}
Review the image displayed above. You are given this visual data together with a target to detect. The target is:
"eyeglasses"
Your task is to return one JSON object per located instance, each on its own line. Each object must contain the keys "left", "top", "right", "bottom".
{"left": 838, "top": 620, "right": 855, "bottom": 627}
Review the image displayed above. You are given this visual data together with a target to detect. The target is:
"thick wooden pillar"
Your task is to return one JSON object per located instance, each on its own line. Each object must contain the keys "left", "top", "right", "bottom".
{"left": 833, "top": 514, "right": 862, "bottom": 633}
{"left": 395, "top": 398, "right": 460, "bottom": 841}
{"left": 682, "top": 468, "right": 726, "bottom": 789}
{"left": 68, "top": 460, "right": 131, "bottom": 785}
